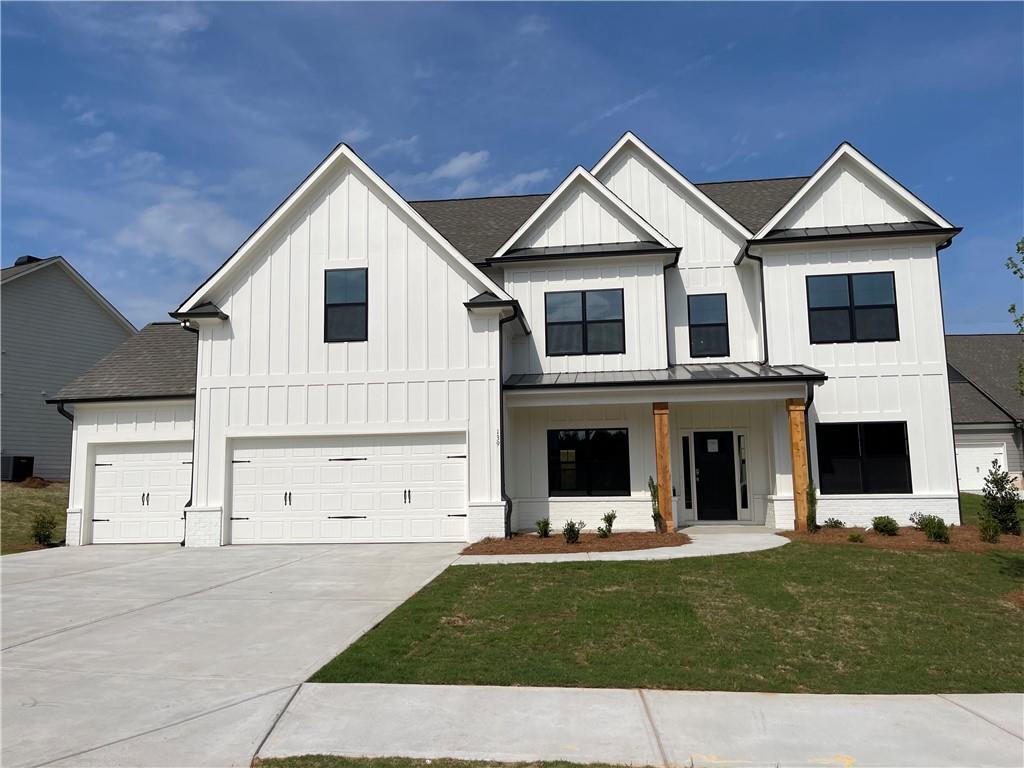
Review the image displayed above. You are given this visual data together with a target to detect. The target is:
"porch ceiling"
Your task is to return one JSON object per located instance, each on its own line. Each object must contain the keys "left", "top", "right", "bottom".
{"left": 504, "top": 362, "right": 825, "bottom": 391}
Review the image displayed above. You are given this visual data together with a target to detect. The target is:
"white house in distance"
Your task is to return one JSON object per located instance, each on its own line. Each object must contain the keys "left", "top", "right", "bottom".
{"left": 2, "top": 256, "right": 135, "bottom": 480}
{"left": 50, "top": 132, "right": 963, "bottom": 546}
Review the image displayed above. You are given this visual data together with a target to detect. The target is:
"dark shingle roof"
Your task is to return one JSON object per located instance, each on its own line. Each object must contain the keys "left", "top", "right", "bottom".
{"left": 946, "top": 334, "right": 1023, "bottom": 424}
{"left": 410, "top": 177, "right": 809, "bottom": 263}
{"left": 50, "top": 323, "right": 197, "bottom": 403}
{"left": 695, "top": 177, "right": 809, "bottom": 233}
{"left": 1, "top": 256, "right": 60, "bottom": 282}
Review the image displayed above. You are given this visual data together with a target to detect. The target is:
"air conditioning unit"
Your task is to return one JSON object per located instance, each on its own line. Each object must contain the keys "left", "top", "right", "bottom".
{"left": 1, "top": 456, "right": 34, "bottom": 482}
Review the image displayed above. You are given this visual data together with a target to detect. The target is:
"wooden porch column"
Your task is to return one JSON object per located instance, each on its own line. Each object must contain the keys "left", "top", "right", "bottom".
{"left": 786, "top": 398, "right": 809, "bottom": 531}
{"left": 653, "top": 402, "right": 673, "bottom": 531}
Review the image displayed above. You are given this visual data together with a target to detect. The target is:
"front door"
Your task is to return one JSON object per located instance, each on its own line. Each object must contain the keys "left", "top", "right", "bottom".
{"left": 694, "top": 431, "right": 737, "bottom": 521}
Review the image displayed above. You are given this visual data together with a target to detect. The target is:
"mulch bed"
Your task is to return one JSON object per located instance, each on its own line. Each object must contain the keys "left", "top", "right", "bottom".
{"left": 784, "top": 525, "right": 1024, "bottom": 553}
{"left": 462, "top": 531, "right": 691, "bottom": 555}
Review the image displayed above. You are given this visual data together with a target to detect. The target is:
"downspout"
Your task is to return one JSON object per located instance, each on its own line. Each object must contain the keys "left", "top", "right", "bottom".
{"left": 744, "top": 243, "right": 770, "bottom": 365}
{"left": 499, "top": 311, "right": 517, "bottom": 539}
{"left": 935, "top": 235, "right": 964, "bottom": 524}
{"left": 180, "top": 321, "right": 200, "bottom": 547}
{"left": 56, "top": 401, "right": 74, "bottom": 422}
{"left": 663, "top": 249, "right": 682, "bottom": 366}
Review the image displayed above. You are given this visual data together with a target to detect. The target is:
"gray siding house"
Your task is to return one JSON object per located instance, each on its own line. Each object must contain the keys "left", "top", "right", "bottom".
{"left": 1, "top": 256, "right": 135, "bottom": 479}
{"left": 946, "top": 334, "right": 1024, "bottom": 492}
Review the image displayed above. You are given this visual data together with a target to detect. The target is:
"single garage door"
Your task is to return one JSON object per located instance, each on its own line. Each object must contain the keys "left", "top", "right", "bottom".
{"left": 230, "top": 433, "right": 467, "bottom": 544}
{"left": 91, "top": 442, "right": 192, "bottom": 543}
{"left": 956, "top": 443, "right": 1008, "bottom": 492}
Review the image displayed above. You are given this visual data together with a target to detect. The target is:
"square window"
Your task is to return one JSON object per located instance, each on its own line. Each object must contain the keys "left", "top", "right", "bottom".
{"left": 545, "top": 289, "right": 624, "bottom": 356}
{"left": 807, "top": 272, "right": 898, "bottom": 344}
{"left": 548, "top": 428, "right": 629, "bottom": 496}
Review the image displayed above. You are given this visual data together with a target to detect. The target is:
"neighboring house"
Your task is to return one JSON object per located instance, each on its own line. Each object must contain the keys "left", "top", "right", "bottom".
{"left": 945, "top": 334, "right": 1024, "bottom": 492}
{"left": 51, "top": 133, "right": 962, "bottom": 546}
{"left": 2, "top": 256, "right": 135, "bottom": 480}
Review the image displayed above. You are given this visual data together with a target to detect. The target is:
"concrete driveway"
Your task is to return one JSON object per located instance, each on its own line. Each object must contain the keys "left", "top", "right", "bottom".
{"left": 1, "top": 542, "right": 461, "bottom": 768}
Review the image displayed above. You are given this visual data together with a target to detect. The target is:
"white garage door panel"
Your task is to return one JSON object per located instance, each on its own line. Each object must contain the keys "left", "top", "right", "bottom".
{"left": 956, "top": 443, "right": 1007, "bottom": 492}
{"left": 92, "top": 442, "right": 192, "bottom": 543}
{"left": 230, "top": 433, "right": 467, "bottom": 544}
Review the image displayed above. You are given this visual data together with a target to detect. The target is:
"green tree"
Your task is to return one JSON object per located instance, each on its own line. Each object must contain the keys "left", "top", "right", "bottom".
{"left": 1008, "top": 237, "right": 1024, "bottom": 395}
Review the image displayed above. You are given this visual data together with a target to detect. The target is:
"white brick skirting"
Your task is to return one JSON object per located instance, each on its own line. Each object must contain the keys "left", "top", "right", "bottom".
{"left": 767, "top": 498, "right": 796, "bottom": 531}
{"left": 65, "top": 508, "right": 82, "bottom": 546}
{"left": 468, "top": 503, "right": 506, "bottom": 541}
{"left": 815, "top": 495, "right": 960, "bottom": 528}
{"left": 513, "top": 498, "right": 659, "bottom": 535}
{"left": 184, "top": 507, "right": 223, "bottom": 547}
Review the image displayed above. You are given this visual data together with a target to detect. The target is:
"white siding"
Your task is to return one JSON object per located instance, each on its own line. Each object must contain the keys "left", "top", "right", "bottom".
{"left": 762, "top": 240, "right": 958, "bottom": 499}
{"left": 597, "top": 148, "right": 761, "bottom": 363}
{"left": 503, "top": 259, "right": 667, "bottom": 374}
{"left": 954, "top": 424, "right": 1023, "bottom": 475}
{"left": 517, "top": 178, "right": 648, "bottom": 250}
{"left": 192, "top": 162, "right": 502, "bottom": 533}
{"left": 1, "top": 265, "right": 133, "bottom": 478}
{"left": 778, "top": 158, "right": 920, "bottom": 230}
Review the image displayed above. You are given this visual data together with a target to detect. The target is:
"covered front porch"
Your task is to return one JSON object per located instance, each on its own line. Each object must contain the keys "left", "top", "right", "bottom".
{"left": 503, "top": 363, "right": 826, "bottom": 533}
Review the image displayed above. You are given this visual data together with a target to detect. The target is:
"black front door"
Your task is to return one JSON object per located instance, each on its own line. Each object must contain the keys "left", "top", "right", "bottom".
{"left": 694, "top": 430, "right": 737, "bottom": 521}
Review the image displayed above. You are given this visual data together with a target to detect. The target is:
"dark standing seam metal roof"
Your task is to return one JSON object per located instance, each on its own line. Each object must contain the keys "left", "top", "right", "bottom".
{"left": 945, "top": 334, "right": 1024, "bottom": 424}
{"left": 504, "top": 362, "right": 826, "bottom": 390}
{"left": 760, "top": 221, "right": 957, "bottom": 243}
{"left": 49, "top": 323, "right": 197, "bottom": 403}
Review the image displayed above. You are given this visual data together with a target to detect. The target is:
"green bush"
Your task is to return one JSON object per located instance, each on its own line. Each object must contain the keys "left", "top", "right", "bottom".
{"left": 822, "top": 517, "right": 845, "bottom": 529}
{"left": 602, "top": 510, "right": 617, "bottom": 534}
{"left": 648, "top": 476, "right": 665, "bottom": 532}
{"left": 31, "top": 512, "right": 59, "bottom": 546}
{"left": 871, "top": 516, "right": 899, "bottom": 536}
{"left": 981, "top": 460, "right": 1022, "bottom": 535}
{"left": 848, "top": 532, "right": 864, "bottom": 543}
{"left": 806, "top": 483, "right": 819, "bottom": 532}
{"left": 562, "top": 519, "right": 585, "bottom": 544}
{"left": 596, "top": 525, "right": 610, "bottom": 539}
{"left": 911, "top": 512, "right": 950, "bottom": 543}
{"left": 535, "top": 518, "right": 551, "bottom": 538}
{"left": 978, "top": 509, "right": 1001, "bottom": 543}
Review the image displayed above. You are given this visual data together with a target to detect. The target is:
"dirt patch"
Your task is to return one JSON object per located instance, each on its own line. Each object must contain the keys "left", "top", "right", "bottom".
{"left": 1000, "top": 590, "right": 1024, "bottom": 610}
{"left": 784, "top": 525, "right": 1024, "bottom": 553}
{"left": 20, "top": 476, "right": 51, "bottom": 489}
{"left": 462, "top": 531, "right": 691, "bottom": 555}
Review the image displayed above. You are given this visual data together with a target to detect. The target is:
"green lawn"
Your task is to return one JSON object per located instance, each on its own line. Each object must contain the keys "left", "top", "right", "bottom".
{"left": 959, "top": 491, "right": 1023, "bottom": 526}
{"left": 259, "top": 760, "right": 621, "bottom": 768}
{"left": 311, "top": 542, "right": 1024, "bottom": 694}
{"left": 1, "top": 482, "right": 68, "bottom": 555}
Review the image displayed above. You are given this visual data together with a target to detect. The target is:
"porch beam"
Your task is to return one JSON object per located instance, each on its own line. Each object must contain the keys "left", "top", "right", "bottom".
{"left": 653, "top": 402, "right": 673, "bottom": 531}
{"left": 786, "top": 398, "right": 809, "bottom": 531}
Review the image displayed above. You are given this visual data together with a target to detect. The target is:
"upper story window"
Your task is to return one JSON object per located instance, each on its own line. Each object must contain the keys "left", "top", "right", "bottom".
{"left": 544, "top": 289, "right": 625, "bottom": 356}
{"left": 816, "top": 421, "right": 912, "bottom": 494}
{"left": 688, "top": 293, "right": 729, "bottom": 358}
{"left": 324, "top": 268, "right": 368, "bottom": 342}
{"left": 806, "top": 272, "right": 898, "bottom": 344}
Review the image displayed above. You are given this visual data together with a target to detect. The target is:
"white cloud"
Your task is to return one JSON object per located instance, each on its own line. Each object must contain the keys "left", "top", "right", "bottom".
{"left": 74, "top": 109, "right": 104, "bottom": 127}
{"left": 114, "top": 187, "right": 247, "bottom": 268}
{"left": 74, "top": 131, "right": 116, "bottom": 158}
{"left": 517, "top": 15, "right": 550, "bottom": 35}
{"left": 432, "top": 150, "right": 489, "bottom": 179}
{"left": 340, "top": 125, "right": 372, "bottom": 144}
{"left": 489, "top": 169, "right": 552, "bottom": 196}
{"left": 571, "top": 89, "right": 657, "bottom": 135}
{"left": 370, "top": 135, "right": 421, "bottom": 162}
{"left": 452, "top": 178, "right": 482, "bottom": 197}
{"left": 51, "top": 3, "right": 209, "bottom": 52}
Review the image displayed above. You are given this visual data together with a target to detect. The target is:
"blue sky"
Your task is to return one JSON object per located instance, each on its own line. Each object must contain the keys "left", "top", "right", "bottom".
{"left": 3, "top": 2, "right": 1022, "bottom": 332}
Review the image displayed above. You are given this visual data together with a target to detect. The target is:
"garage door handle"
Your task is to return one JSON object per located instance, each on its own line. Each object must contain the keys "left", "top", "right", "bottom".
{"left": 447, "top": 514, "right": 467, "bottom": 518}
{"left": 328, "top": 515, "right": 367, "bottom": 519}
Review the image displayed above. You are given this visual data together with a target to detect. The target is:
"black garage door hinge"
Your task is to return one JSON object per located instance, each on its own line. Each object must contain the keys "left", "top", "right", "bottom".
{"left": 446, "top": 454, "right": 467, "bottom": 459}
{"left": 231, "top": 460, "right": 251, "bottom": 464}
{"left": 328, "top": 457, "right": 368, "bottom": 462}
{"left": 230, "top": 516, "right": 250, "bottom": 521}
{"left": 447, "top": 514, "right": 468, "bottom": 518}
{"left": 327, "top": 515, "right": 367, "bottom": 519}
{"left": 92, "top": 518, "right": 110, "bottom": 522}
{"left": 94, "top": 463, "right": 113, "bottom": 467}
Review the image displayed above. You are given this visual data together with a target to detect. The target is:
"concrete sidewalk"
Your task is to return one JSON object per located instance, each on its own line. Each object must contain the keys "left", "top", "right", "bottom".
{"left": 259, "top": 683, "right": 1024, "bottom": 768}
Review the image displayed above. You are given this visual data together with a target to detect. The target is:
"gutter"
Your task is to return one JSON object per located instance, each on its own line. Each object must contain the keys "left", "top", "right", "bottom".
{"left": 744, "top": 243, "right": 770, "bottom": 364}
{"left": 55, "top": 401, "right": 74, "bottom": 422}
{"left": 179, "top": 321, "right": 201, "bottom": 547}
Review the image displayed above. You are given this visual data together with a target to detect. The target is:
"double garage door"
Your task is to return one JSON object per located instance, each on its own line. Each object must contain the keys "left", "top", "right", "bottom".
{"left": 229, "top": 433, "right": 467, "bottom": 544}
{"left": 91, "top": 442, "right": 192, "bottom": 543}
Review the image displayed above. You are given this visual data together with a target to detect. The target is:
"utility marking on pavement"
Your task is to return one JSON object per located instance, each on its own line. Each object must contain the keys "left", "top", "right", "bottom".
{"left": 637, "top": 689, "right": 671, "bottom": 768}
{"left": 936, "top": 694, "right": 1024, "bottom": 742}
{"left": 2, "top": 548, "right": 337, "bottom": 652}
{"left": 25, "top": 683, "right": 298, "bottom": 768}
{"left": 251, "top": 683, "right": 303, "bottom": 765}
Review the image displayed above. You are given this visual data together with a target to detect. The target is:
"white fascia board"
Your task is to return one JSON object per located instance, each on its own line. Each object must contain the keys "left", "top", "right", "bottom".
{"left": 752, "top": 142, "right": 954, "bottom": 240}
{"left": 590, "top": 131, "right": 754, "bottom": 240}
{"left": 490, "top": 165, "right": 673, "bottom": 260}
{"left": 177, "top": 144, "right": 511, "bottom": 313}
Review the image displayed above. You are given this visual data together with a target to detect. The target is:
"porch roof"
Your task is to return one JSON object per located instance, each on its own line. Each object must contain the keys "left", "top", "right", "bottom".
{"left": 503, "top": 362, "right": 826, "bottom": 390}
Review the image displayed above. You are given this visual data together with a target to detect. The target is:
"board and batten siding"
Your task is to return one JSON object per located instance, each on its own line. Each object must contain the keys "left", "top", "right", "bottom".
{"left": 1, "top": 265, "right": 133, "bottom": 479}
{"left": 517, "top": 178, "right": 648, "bottom": 250}
{"left": 502, "top": 260, "right": 668, "bottom": 374}
{"left": 191, "top": 162, "right": 503, "bottom": 524}
{"left": 596, "top": 147, "right": 762, "bottom": 363}
{"left": 762, "top": 240, "right": 958, "bottom": 506}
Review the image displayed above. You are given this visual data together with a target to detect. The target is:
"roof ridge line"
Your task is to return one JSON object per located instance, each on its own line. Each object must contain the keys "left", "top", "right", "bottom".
{"left": 411, "top": 192, "right": 550, "bottom": 204}
{"left": 695, "top": 175, "right": 811, "bottom": 186}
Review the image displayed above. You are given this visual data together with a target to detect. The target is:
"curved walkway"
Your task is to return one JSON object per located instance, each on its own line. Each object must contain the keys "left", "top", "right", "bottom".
{"left": 452, "top": 529, "right": 788, "bottom": 565}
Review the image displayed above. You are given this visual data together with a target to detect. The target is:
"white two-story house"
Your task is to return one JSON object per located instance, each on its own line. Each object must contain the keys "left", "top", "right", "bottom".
{"left": 51, "top": 132, "right": 962, "bottom": 546}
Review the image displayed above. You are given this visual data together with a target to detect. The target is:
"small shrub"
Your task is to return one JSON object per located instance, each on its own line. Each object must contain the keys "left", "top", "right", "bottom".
{"left": 872, "top": 516, "right": 899, "bottom": 536}
{"left": 31, "top": 512, "right": 58, "bottom": 546}
{"left": 978, "top": 509, "right": 1001, "bottom": 544}
{"left": 981, "top": 460, "right": 1022, "bottom": 535}
{"left": 596, "top": 525, "right": 610, "bottom": 538}
{"left": 648, "top": 476, "right": 665, "bottom": 533}
{"left": 535, "top": 518, "right": 551, "bottom": 538}
{"left": 822, "top": 517, "right": 845, "bottom": 529}
{"left": 601, "top": 510, "right": 617, "bottom": 534}
{"left": 806, "top": 483, "right": 819, "bottom": 532}
{"left": 848, "top": 532, "right": 864, "bottom": 543}
{"left": 910, "top": 513, "right": 950, "bottom": 543}
{"left": 562, "top": 519, "right": 585, "bottom": 544}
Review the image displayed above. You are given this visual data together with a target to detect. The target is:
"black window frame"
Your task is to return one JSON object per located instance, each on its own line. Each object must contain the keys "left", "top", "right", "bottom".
{"left": 547, "top": 428, "right": 630, "bottom": 497}
{"left": 324, "top": 268, "right": 368, "bottom": 343}
{"left": 544, "top": 289, "right": 625, "bottom": 357}
{"left": 815, "top": 421, "right": 913, "bottom": 495}
{"left": 806, "top": 272, "right": 899, "bottom": 345}
{"left": 687, "top": 293, "right": 730, "bottom": 358}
